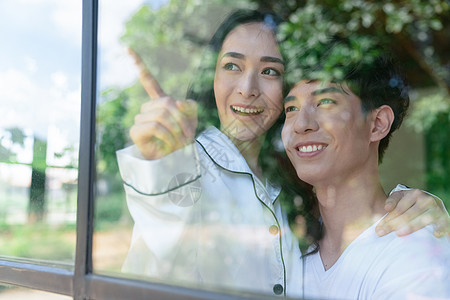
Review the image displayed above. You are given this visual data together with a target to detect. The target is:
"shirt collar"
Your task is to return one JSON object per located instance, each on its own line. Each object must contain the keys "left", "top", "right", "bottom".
{"left": 196, "top": 126, "right": 281, "bottom": 202}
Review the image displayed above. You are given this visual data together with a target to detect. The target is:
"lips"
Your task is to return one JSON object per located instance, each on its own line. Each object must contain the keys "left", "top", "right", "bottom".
{"left": 298, "top": 144, "right": 324, "bottom": 153}
{"left": 294, "top": 143, "right": 327, "bottom": 156}
{"left": 231, "top": 105, "right": 264, "bottom": 116}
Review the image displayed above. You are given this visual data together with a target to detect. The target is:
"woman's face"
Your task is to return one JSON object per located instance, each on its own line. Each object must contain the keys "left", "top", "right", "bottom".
{"left": 214, "top": 22, "right": 284, "bottom": 142}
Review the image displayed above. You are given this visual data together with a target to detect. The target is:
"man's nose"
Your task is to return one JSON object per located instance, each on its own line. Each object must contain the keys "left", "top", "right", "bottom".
{"left": 293, "top": 106, "right": 319, "bottom": 134}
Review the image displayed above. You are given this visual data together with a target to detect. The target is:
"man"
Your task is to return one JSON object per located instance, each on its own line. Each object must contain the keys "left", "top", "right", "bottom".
{"left": 281, "top": 42, "right": 449, "bottom": 299}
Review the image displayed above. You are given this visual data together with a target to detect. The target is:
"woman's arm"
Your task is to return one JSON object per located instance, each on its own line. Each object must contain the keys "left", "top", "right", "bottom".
{"left": 376, "top": 185, "right": 449, "bottom": 237}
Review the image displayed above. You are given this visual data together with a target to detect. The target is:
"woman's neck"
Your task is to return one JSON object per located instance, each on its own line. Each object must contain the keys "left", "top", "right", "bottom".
{"left": 229, "top": 134, "right": 264, "bottom": 180}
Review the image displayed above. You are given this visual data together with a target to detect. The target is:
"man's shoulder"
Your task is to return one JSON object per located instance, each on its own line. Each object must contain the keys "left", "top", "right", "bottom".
{"left": 371, "top": 225, "right": 449, "bottom": 271}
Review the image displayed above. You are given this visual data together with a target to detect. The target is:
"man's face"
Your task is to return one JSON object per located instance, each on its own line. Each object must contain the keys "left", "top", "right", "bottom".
{"left": 281, "top": 80, "right": 374, "bottom": 186}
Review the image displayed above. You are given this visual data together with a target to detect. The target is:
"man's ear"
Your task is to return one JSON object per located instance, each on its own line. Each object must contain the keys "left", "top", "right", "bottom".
{"left": 370, "top": 105, "right": 394, "bottom": 142}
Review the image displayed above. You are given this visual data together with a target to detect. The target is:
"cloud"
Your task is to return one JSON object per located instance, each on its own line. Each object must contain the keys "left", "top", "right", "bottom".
{"left": 0, "top": 68, "right": 80, "bottom": 142}
{"left": 25, "top": 56, "right": 38, "bottom": 73}
{"left": 51, "top": 0, "right": 82, "bottom": 46}
{"left": 97, "top": 0, "right": 146, "bottom": 88}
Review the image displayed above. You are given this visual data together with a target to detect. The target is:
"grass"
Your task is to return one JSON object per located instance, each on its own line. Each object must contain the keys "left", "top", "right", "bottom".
{"left": 0, "top": 222, "right": 76, "bottom": 263}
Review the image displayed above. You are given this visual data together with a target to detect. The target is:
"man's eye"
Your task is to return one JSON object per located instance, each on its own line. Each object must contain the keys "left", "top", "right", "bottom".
{"left": 285, "top": 106, "right": 298, "bottom": 113}
{"left": 318, "top": 98, "right": 336, "bottom": 106}
{"left": 224, "top": 63, "right": 240, "bottom": 71}
{"left": 262, "top": 68, "right": 281, "bottom": 76}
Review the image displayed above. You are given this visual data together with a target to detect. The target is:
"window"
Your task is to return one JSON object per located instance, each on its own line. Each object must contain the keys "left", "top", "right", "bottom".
{"left": 1, "top": 0, "right": 448, "bottom": 299}
{"left": 0, "top": 0, "right": 268, "bottom": 298}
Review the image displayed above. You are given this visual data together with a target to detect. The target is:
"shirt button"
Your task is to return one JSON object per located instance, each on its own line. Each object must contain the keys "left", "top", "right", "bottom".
{"left": 269, "top": 225, "right": 279, "bottom": 235}
{"left": 273, "top": 284, "right": 283, "bottom": 295}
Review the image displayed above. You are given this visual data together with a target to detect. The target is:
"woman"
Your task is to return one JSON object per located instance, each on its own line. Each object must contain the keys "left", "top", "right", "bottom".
{"left": 117, "top": 9, "right": 446, "bottom": 297}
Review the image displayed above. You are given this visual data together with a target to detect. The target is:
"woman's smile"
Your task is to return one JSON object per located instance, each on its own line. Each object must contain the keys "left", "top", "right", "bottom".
{"left": 214, "top": 22, "right": 284, "bottom": 142}
{"left": 230, "top": 104, "right": 265, "bottom": 116}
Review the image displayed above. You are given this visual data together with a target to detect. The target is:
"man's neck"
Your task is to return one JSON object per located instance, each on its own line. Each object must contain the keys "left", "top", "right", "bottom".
{"left": 315, "top": 170, "right": 387, "bottom": 270}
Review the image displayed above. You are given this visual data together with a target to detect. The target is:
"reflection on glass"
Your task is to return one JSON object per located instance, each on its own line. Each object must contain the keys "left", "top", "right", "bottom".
{"left": 93, "top": 0, "right": 254, "bottom": 282}
{"left": 0, "top": 284, "right": 71, "bottom": 300}
{"left": 0, "top": 1, "right": 81, "bottom": 265}
{"left": 94, "top": 0, "right": 450, "bottom": 298}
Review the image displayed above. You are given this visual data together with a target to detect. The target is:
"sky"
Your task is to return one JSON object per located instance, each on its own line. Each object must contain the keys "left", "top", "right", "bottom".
{"left": 0, "top": 0, "right": 167, "bottom": 166}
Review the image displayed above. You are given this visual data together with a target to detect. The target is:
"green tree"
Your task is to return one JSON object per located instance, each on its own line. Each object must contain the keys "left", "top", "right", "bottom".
{"left": 0, "top": 127, "right": 27, "bottom": 163}
{"left": 28, "top": 137, "right": 47, "bottom": 223}
{"left": 96, "top": 0, "right": 450, "bottom": 219}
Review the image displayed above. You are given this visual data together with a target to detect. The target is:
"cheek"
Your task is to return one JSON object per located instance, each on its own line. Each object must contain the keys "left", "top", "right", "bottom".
{"left": 263, "top": 81, "right": 283, "bottom": 108}
{"left": 321, "top": 114, "right": 348, "bottom": 132}
{"left": 214, "top": 75, "right": 227, "bottom": 107}
{"left": 281, "top": 124, "right": 291, "bottom": 147}
{"left": 266, "top": 97, "right": 283, "bottom": 119}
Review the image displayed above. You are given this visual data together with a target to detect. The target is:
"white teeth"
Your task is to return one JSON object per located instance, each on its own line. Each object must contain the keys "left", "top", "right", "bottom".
{"left": 232, "top": 106, "right": 264, "bottom": 114}
{"left": 298, "top": 145, "right": 324, "bottom": 153}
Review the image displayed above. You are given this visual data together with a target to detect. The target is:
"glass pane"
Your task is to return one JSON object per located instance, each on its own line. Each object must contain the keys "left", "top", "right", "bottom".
{"left": 0, "top": 284, "right": 71, "bottom": 300}
{"left": 0, "top": 1, "right": 81, "bottom": 265}
{"left": 94, "top": 0, "right": 449, "bottom": 299}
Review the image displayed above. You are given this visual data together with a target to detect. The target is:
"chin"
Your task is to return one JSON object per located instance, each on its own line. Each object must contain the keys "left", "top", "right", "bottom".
{"left": 295, "top": 168, "right": 318, "bottom": 186}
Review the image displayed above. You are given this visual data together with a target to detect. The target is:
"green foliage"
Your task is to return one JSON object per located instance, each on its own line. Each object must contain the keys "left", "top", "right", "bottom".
{"left": 97, "top": 0, "right": 450, "bottom": 228}
{"left": 96, "top": 0, "right": 256, "bottom": 179}
{"left": 276, "top": 0, "right": 449, "bottom": 89}
{"left": 120, "top": 0, "right": 255, "bottom": 99}
{"left": 424, "top": 111, "right": 450, "bottom": 192}
{"left": 407, "top": 92, "right": 450, "bottom": 132}
{"left": 97, "top": 87, "right": 131, "bottom": 178}
{"left": 0, "top": 224, "right": 75, "bottom": 262}
{"left": 94, "top": 191, "right": 129, "bottom": 230}
{"left": 406, "top": 91, "right": 450, "bottom": 195}
{"left": 273, "top": 0, "right": 450, "bottom": 200}
{"left": 0, "top": 127, "right": 27, "bottom": 162}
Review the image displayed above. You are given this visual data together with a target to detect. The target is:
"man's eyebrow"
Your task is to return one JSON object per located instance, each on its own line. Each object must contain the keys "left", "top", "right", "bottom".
{"left": 312, "top": 86, "right": 344, "bottom": 96}
{"left": 261, "top": 56, "right": 284, "bottom": 65}
{"left": 221, "top": 52, "right": 244, "bottom": 60}
{"left": 283, "top": 95, "right": 296, "bottom": 104}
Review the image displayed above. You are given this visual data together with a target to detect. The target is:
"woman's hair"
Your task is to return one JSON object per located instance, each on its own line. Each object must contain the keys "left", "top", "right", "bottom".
{"left": 186, "top": 9, "right": 283, "bottom": 133}
{"left": 186, "top": 8, "right": 320, "bottom": 251}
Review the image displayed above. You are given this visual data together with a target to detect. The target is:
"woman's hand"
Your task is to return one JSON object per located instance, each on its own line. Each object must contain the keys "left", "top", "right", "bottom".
{"left": 128, "top": 48, "right": 198, "bottom": 160}
{"left": 376, "top": 189, "right": 449, "bottom": 238}
{"left": 130, "top": 97, "right": 197, "bottom": 160}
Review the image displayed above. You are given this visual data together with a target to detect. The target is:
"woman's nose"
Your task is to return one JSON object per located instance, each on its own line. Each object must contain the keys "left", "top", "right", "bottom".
{"left": 237, "top": 71, "right": 260, "bottom": 99}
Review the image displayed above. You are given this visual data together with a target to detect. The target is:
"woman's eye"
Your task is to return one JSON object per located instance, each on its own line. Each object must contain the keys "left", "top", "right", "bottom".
{"left": 262, "top": 68, "right": 281, "bottom": 76}
{"left": 285, "top": 106, "right": 298, "bottom": 113}
{"left": 224, "top": 63, "right": 240, "bottom": 71}
{"left": 318, "top": 98, "right": 336, "bottom": 106}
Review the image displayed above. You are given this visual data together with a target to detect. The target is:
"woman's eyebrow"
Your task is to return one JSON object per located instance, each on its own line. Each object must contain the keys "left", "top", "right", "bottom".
{"left": 261, "top": 56, "right": 284, "bottom": 65}
{"left": 221, "top": 52, "right": 244, "bottom": 60}
{"left": 221, "top": 52, "right": 284, "bottom": 66}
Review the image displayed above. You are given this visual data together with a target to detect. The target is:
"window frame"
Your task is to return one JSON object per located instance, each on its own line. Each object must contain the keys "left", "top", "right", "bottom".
{"left": 0, "top": 1, "right": 273, "bottom": 299}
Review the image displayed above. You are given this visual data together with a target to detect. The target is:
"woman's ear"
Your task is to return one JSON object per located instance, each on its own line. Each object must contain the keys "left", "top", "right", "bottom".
{"left": 370, "top": 105, "right": 394, "bottom": 142}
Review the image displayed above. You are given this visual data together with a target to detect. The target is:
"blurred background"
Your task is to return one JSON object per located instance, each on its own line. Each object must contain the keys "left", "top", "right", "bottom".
{"left": 0, "top": 0, "right": 448, "bottom": 296}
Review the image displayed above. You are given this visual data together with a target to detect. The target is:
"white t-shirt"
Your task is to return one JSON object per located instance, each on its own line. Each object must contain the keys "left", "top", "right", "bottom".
{"left": 303, "top": 218, "right": 450, "bottom": 300}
